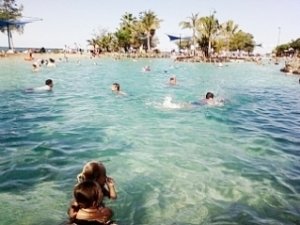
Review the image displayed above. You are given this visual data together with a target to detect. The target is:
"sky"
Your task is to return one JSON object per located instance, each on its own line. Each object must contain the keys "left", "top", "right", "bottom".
{"left": 1, "top": 0, "right": 299, "bottom": 53}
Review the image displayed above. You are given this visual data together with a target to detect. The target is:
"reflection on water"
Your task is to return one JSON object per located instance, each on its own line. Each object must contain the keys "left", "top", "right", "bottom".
{"left": 0, "top": 58, "right": 299, "bottom": 225}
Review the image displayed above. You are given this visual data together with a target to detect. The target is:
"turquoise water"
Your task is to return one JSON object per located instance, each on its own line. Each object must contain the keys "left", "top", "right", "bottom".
{"left": 0, "top": 56, "right": 299, "bottom": 225}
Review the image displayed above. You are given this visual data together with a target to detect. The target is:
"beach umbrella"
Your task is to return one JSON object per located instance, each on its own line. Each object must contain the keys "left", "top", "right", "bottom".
{"left": 0, "top": 17, "right": 42, "bottom": 51}
{"left": 166, "top": 34, "right": 191, "bottom": 50}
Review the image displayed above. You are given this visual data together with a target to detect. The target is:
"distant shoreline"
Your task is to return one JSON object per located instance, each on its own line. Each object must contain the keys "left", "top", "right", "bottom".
{"left": 0, "top": 46, "right": 62, "bottom": 52}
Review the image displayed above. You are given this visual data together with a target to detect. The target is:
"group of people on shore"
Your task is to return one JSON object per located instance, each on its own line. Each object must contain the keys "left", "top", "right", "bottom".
{"left": 68, "top": 161, "right": 117, "bottom": 225}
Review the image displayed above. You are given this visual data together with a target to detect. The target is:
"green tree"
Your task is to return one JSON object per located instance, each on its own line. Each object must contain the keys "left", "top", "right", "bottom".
{"left": 220, "top": 20, "right": 239, "bottom": 51}
{"left": 229, "top": 31, "right": 255, "bottom": 53}
{"left": 98, "top": 32, "right": 117, "bottom": 52}
{"left": 179, "top": 13, "right": 200, "bottom": 55}
{"left": 290, "top": 38, "right": 300, "bottom": 51}
{"left": 198, "top": 14, "right": 219, "bottom": 57}
{"left": 0, "top": 0, "right": 23, "bottom": 20}
{"left": 275, "top": 43, "right": 290, "bottom": 56}
{"left": 87, "top": 38, "right": 98, "bottom": 53}
{"left": 0, "top": 0, "right": 23, "bottom": 49}
{"left": 274, "top": 38, "right": 300, "bottom": 56}
{"left": 115, "top": 12, "right": 137, "bottom": 52}
{"left": 138, "top": 10, "right": 161, "bottom": 52}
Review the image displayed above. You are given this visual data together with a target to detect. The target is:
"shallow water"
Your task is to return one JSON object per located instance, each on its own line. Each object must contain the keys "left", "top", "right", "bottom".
{"left": 0, "top": 56, "right": 299, "bottom": 225}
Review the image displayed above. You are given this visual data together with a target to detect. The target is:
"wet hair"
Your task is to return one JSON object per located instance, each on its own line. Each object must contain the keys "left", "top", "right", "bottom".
{"left": 170, "top": 77, "right": 175, "bottom": 81}
{"left": 49, "top": 58, "right": 55, "bottom": 63}
{"left": 73, "top": 180, "right": 103, "bottom": 208}
{"left": 77, "top": 161, "right": 107, "bottom": 184}
{"left": 45, "top": 79, "right": 53, "bottom": 86}
{"left": 112, "top": 83, "right": 120, "bottom": 91}
{"left": 206, "top": 92, "right": 214, "bottom": 99}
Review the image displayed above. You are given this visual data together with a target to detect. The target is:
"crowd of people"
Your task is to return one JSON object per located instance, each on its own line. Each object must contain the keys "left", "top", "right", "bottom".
{"left": 23, "top": 57, "right": 224, "bottom": 225}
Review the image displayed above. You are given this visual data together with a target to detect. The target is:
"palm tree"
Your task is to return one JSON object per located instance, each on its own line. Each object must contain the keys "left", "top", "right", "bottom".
{"left": 179, "top": 13, "right": 200, "bottom": 55}
{"left": 198, "top": 14, "right": 219, "bottom": 57}
{"left": 120, "top": 12, "right": 136, "bottom": 28}
{"left": 115, "top": 13, "right": 135, "bottom": 52}
{"left": 221, "top": 20, "right": 239, "bottom": 52}
{"left": 139, "top": 10, "right": 161, "bottom": 52}
{"left": 87, "top": 38, "right": 98, "bottom": 54}
{"left": 0, "top": 0, "right": 23, "bottom": 49}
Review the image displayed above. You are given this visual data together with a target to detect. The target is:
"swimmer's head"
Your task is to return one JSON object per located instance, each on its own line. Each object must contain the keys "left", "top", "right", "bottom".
{"left": 112, "top": 83, "right": 120, "bottom": 92}
{"left": 206, "top": 92, "right": 214, "bottom": 99}
{"left": 169, "top": 76, "right": 176, "bottom": 85}
{"left": 45, "top": 79, "right": 53, "bottom": 88}
{"left": 73, "top": 180, "right": 103, "bottom": 208}
{"left": 143, "top": 66, "right": 150, "bottom": 71}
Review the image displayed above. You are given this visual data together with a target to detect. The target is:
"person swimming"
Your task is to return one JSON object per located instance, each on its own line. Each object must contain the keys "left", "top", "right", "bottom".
{"left": 111, "top": 83, "right": 126, "bottom": 95}
{"left": 142, "top": 65, "right": 151, "bottom": 72}
{"left": 26, "top": 79, "right": 54, "bottom": 92}
{"left": 169, "top": 76, "right": 176, "bottom": 85}
{"left": 204, "top": 92, "right": 224, "bottom": 106}
{"left": 205, "top": 92, "right": 214, "bottom": 100}
{"left": 191, "top": 92, "right": 224, "bottom": 106}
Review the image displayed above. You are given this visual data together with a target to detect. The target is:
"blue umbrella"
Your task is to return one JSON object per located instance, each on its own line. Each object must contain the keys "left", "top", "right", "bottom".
{"left": 166, "top": 34, "right": 191, "bottom": 50}
{"left": 0, "top": 17, "right": 42, "bottom": 50}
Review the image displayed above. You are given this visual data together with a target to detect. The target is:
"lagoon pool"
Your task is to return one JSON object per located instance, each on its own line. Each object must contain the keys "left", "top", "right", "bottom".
{"left": 0, "top": 56, "right": 299, "bottom": 225}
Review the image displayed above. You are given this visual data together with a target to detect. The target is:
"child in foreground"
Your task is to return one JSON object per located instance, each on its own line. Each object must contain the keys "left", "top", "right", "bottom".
{"left": 68, "top": 161, "right": 117, "bottom": 221}
{"left": 77, "top": 161, "right": 117, "bottom": 200}
{"left": 69, "top": 180, "right": 115, "bottom": 225}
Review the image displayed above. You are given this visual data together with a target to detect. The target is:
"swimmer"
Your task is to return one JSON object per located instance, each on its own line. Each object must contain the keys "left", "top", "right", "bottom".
{"left": 47, "top": 58, "right": 56, "bottom": 67}
{"left": 204, "top": 92, "right": 224, "bottom": 106}
{"left": 169, "top": 76, "right": 176, "bottom": 85}
{"left": 24, "top": 48, "right": 34, "bottom": 61}
{"left": 33, "top": 79, "right": 54, "bottom": 92}
{"left": 217, "top": 62, "right": 223, "bottom": 67}
{"left": 111, "top": 83, "right": 126, "bottom": 95}
{"left": 142, "top": 65, "right": 151, "bottom": 72}
{"left": 205, "top": 92, "right": 214, "bottom": 100}
{"left": 191, "top": 92, "right": 224, "bottom": 107}
{"left": 32, "top": 63, "right": 39, "bottom": 72}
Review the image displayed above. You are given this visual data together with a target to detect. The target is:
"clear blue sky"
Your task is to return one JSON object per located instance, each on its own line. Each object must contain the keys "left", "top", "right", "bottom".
{"left": 1, "top": 0, "right": 299, "bottom": 53}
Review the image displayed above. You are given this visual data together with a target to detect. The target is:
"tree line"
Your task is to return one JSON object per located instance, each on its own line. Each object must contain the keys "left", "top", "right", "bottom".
{"left": 1, "top": 1, "right": 258, "bottom": 56}
{"left": 275, "top": 38, "right": 300, "bottom": 57}
{"left": 88, "top": 11, "right": 258, "bottom": 57}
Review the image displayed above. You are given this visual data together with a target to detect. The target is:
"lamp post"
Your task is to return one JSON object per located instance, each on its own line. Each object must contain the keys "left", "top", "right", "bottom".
{"left": 277, "top": 26, "right": 281, "bottom": 46}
